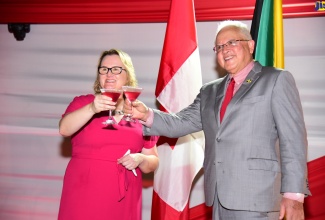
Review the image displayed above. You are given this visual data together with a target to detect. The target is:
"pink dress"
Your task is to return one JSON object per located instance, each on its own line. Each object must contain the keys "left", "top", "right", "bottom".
{"left": 58, "top": 94, "right": 158, "bottom": 220}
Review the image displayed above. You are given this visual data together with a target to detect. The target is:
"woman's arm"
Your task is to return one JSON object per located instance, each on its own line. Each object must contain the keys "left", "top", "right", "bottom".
{"left": 59, "top": 102, "right": 96, "bottom": 137}
{"left": 137, "top": 147, "right": 159, "bottom": 173}
{"left": 59, "top": 93, "right": 116, "bottom": 137}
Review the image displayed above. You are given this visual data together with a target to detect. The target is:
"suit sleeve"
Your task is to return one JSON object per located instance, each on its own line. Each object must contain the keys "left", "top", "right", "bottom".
{"left": 271, "top": 71, "right": 310, "bottom": 195}
{"left": 143, "top": 92, "right": 203, "bottom": 138}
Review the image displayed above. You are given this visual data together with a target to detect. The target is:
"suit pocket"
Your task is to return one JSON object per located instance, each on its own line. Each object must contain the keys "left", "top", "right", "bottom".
{"left": 242, "top": 95, "right": 265, "bottom": 104}
{"left": 248, "top": 158, "right": 280, "bottom": 172}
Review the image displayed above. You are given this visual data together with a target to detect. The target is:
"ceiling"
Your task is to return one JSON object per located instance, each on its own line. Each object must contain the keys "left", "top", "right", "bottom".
{"left": 0, "top": 0, "right": 324, "bottom": 24}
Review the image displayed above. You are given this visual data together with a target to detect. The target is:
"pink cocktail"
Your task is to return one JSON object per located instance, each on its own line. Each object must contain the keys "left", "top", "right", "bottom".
{"left": 122, "top": 86, "right": 143, "bottom": 122}
{"left": 124, "top": 91, "right": 141, "bottom": 102}
{"left": 102, "top": 90, "right": 121, "bottom": 102}
{"left": 100, "top": 88, "right": 122, "bottom": 126}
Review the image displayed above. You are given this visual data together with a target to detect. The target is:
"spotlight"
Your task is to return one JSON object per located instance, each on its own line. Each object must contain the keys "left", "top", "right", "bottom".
{"left": 8, "top": 23, "right": 30, "bottom": 41}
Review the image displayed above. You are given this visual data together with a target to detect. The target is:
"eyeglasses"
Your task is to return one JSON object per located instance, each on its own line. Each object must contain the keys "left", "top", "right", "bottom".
{"left": 98, "top": 66, "right": 126, "bottom": 76}
{"left": 213, "top": 39, "right": 249, "bottom": 53}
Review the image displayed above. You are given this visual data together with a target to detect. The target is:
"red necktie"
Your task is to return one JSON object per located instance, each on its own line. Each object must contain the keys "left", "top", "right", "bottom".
{"left": 220, "top": 78, "right": 235, "bottom": 122}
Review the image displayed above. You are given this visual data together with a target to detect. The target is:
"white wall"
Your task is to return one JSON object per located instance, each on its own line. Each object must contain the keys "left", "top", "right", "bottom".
{"left": 0, "top": 17, "right": 324, "bottom": 220}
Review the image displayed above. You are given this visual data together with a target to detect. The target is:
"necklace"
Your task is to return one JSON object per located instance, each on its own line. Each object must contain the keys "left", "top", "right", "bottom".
{"left": 114, "top": 110, "right": 124, "bottom": 115}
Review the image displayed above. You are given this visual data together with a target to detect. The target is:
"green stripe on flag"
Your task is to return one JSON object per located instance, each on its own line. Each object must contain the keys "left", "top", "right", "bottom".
{"left": 255, "top": 0, "right": 274, "bottom": 67}
{"left": 251, "top": 0, "right": 284, "bottom": 68}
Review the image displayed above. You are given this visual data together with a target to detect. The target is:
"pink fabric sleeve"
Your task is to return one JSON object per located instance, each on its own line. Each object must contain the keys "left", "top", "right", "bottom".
{"left": 62, "top": 94, "right": 94, "bottom": 117}
{"left": 139, "top": 109, "right": 158, "bottom": 149}
{"left": 143, "top": 135, "right": 159, "bottom": 149}
{"left": 283, "top": 193, "right": 304, "bottom": 203}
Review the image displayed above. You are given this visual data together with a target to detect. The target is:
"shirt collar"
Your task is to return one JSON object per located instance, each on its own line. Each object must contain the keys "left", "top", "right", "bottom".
{"left": 230, "top": 61, "right": 254, "bottom": 85}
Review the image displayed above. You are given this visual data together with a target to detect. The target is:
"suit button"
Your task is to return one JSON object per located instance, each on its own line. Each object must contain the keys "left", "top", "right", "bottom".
{"left": 217, "top": 138, "right": 221, "bottom": 142}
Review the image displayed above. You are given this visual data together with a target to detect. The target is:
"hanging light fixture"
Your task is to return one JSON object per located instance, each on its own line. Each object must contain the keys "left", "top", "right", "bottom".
{"left": 8, "top": 23, "right": 30, "bottom": 41}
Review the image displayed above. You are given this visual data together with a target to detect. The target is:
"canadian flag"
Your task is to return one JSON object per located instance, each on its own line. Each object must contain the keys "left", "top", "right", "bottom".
{"left": 151, "top": 0, "right": 207, "bottom": 219}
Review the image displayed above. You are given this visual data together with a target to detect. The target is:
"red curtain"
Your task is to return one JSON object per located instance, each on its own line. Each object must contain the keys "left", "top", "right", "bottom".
{"left": 0, "top": 0, "right": 324, "bottom": 24}
{"left": 305, "top": 156, "right": 325, "bottom": 220}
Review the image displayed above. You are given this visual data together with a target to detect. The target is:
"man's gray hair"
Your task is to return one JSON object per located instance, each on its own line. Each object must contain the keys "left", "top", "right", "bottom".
{"left": 216, "top": 20, "right": 252, "bottom": 40}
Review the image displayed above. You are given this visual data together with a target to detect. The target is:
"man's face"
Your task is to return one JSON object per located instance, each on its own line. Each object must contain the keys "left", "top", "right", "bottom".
{"left": 215, "top": 27, "right": 255, "bottom": 75}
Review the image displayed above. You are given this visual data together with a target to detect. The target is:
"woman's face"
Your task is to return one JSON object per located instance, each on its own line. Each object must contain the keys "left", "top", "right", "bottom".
{"left": 99, "top": 54, "right": 128, "bottom": 89}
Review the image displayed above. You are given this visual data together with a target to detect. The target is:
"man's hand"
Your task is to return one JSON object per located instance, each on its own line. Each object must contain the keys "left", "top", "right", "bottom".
{"left": 123, "top": 99, "right": 149, "bottom": 121}
{"left": 279, "top": 197, "right": 304, "bottom": 220}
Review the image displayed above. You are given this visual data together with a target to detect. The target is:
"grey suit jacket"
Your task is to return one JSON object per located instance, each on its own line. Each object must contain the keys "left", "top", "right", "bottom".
{"left": 144, "top": 61, "right": 310, "bottom": 212}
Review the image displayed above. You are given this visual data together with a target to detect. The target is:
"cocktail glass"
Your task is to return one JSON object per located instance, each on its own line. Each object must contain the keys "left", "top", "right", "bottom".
{"left": 122, "top": 86, "right": 142, "bottom": 122}
{"left": 100, "top": 88, "right": 122, "bottom": 126}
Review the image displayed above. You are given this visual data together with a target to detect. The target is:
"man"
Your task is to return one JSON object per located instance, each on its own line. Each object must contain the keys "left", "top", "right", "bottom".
{"left": 124, "top": 20, "right": 310, "bottom": 220}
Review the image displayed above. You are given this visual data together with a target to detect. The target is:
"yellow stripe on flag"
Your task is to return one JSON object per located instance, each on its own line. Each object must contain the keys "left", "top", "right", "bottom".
{"left": 273, "top": 0, "right": 284, "bottom": 68}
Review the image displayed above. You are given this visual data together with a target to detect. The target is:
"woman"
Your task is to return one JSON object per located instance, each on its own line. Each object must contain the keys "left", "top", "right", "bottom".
{"left": 58, "top": 49, "right": 159, "bottom": 220}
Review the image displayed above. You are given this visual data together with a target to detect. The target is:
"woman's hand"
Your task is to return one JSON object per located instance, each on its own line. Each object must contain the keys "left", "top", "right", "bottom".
{"left": 117, "top": 147, "right": 159, "bottom": 174}
{"left": 118, "top": 153, "right": 143, "bottom": 171}
{"left": 91, "top": 93, "right": 117, "bottom": 113}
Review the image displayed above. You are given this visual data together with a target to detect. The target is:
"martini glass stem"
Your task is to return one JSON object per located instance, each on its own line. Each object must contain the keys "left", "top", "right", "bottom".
{"left": 124, "top": 100, "right": 131, "bottom": 121}
{"left": 129, "top": 101, "right": 133, "bottom": 120}
{"left": 109, "top": 110, "right": 113, "bottom": 122}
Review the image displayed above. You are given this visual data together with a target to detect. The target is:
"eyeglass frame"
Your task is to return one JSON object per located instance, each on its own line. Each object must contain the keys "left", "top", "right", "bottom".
{"left": 213, "top": 39, "right": 250, "bottom": 53}
{"left": 98, "top": 66, "right": 126, "bottom": 76}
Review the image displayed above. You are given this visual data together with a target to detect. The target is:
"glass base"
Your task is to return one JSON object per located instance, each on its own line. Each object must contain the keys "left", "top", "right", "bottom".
{"left": 103, "top": 119, "right": 115, "bottom": 125}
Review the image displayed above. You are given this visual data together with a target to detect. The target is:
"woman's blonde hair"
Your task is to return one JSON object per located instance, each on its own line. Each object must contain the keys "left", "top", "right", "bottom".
{"left": 93, "top": 49, "right": 137, "bottom": 94}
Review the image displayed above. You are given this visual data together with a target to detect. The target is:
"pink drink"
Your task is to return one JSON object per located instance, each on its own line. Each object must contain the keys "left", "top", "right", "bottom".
{"left": 102, "top": 91, "right": 121, "bottom": 102}
{"left": 124, "top": 91, "right": 141, "bottom": 102}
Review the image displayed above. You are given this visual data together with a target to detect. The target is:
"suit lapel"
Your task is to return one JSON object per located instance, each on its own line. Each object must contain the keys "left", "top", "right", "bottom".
{"left": 231, "top": 70, "right": 261, "bottom": 103}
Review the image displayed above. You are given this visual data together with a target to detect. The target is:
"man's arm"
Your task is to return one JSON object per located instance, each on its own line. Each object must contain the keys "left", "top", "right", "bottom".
{"left": 272, "top": 71, "right": 310, "bottom": 219}
{"left": 124, "top": 94, "right": 203, "bottom": 137}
